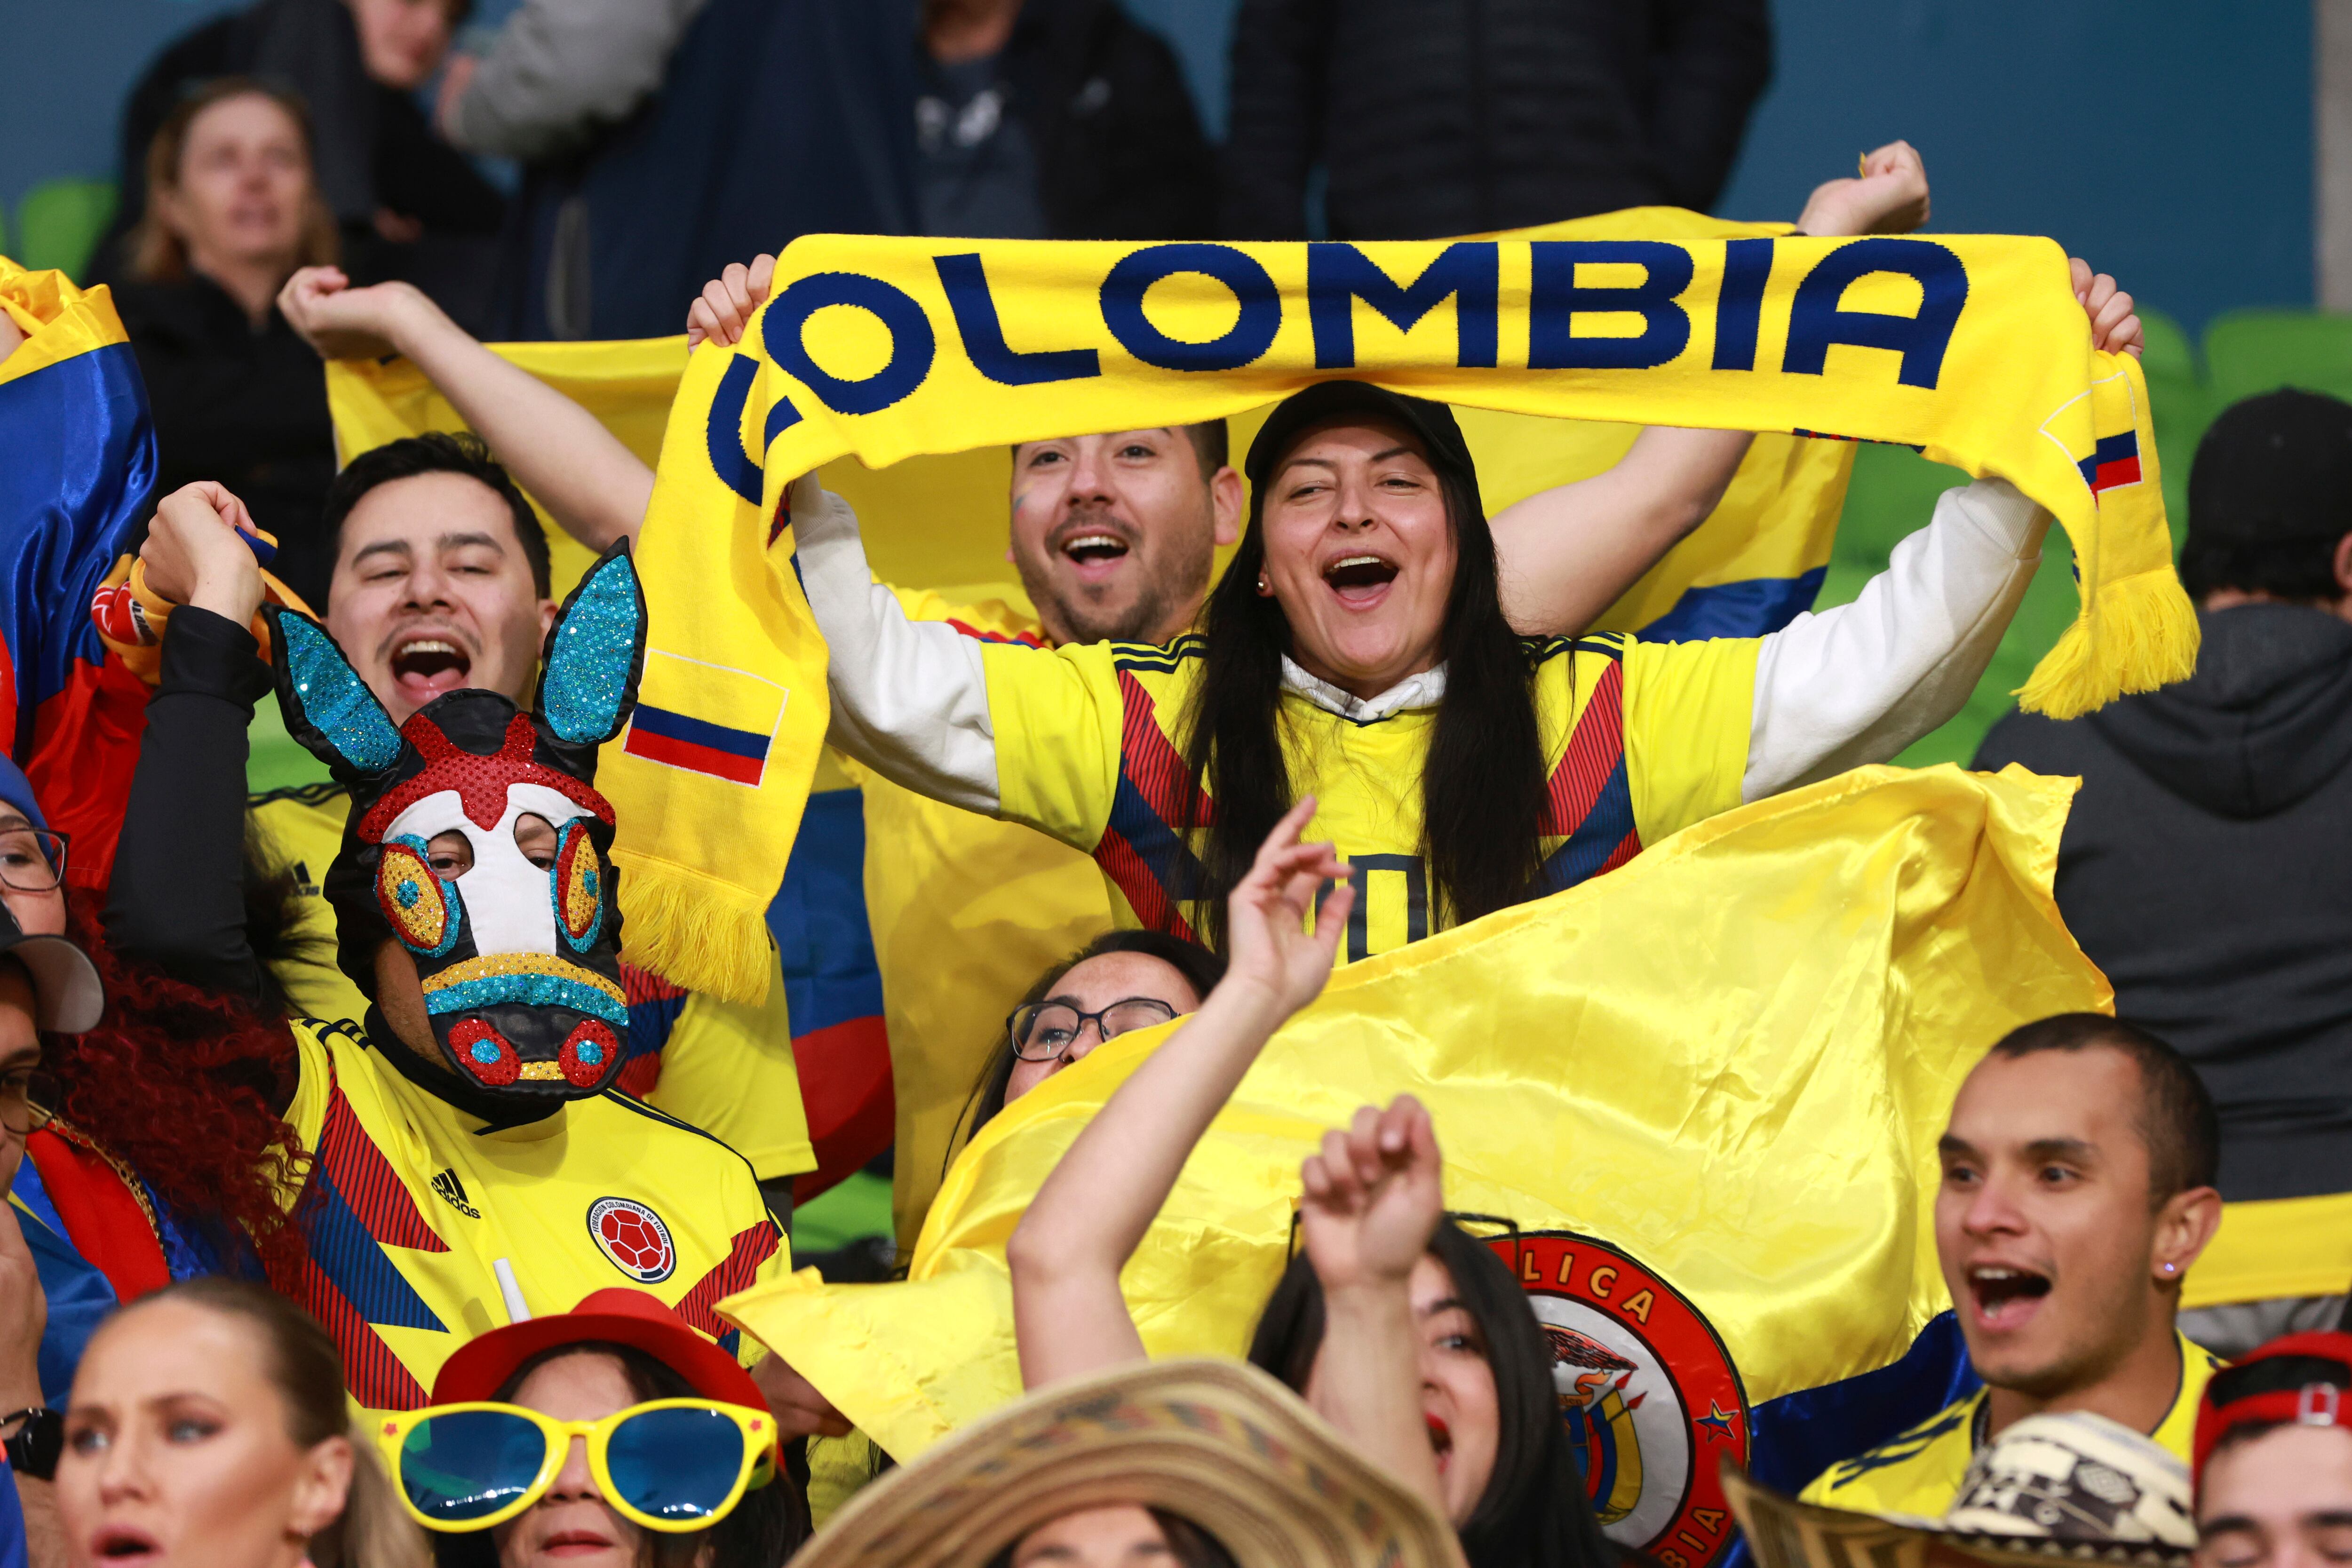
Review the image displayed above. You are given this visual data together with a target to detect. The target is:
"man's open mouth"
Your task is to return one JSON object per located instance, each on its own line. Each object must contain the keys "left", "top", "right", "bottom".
{"left": 1059, "top": 532, "right": 1131, "bottom": 566}
{"left": 389, "top": 635, "right": 473, "bottom": 703}
{"left": 1967, "top": 1264, "right": 2052, "bottom": 1330}
{"left": 1323, "top": 552, "right": 1400, "bottom": 604}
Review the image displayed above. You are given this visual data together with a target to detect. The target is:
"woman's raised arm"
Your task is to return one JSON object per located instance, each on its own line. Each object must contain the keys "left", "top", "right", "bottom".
{"left": 1007, "top": 799, "right": 1352, "bottom": 1389}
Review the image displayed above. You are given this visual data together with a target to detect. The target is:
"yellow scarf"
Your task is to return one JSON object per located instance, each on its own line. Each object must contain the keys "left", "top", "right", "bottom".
{"left": 607, "top": 209, "right": 2186, "bottom": 1001}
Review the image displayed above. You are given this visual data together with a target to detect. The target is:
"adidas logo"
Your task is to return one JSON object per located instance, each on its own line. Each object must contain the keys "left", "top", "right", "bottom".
{"left": 431, "top": 1169, "right": 480, "bottom": 1219}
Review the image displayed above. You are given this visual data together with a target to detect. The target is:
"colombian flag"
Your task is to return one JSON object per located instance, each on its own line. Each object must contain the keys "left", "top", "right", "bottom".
{"left": 722, "top": 763, "right": 2115, "bottom": 1568}
{"left": 2041, "top": 369, "right": 2145, "bottom": 498}
{"left": 622, "top": 649, "right": 791, "bottom": 787}
{"left": 0, "top": 260, "right": 157, "bottom": 889}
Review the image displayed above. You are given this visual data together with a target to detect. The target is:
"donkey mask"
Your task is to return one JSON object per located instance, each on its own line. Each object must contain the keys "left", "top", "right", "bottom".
{"left": 268, "top": 545, "right": 647, "bottom": 1114}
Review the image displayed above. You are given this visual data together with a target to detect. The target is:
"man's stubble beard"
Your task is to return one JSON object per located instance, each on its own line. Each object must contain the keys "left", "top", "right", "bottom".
{"left": 1021, "top": 515, "right": 1217, "bottom": 647}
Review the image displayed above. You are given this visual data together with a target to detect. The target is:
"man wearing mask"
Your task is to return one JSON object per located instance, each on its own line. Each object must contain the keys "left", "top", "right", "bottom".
{"left": 128, "top": 441, "right": 816, "bottom": 1219}
{"left": 106, "top": 483, "right": 788, "bottom": 1412}
{"left": 1804, "top": 1015, "right": 2227, "bottom": 1515}
{"left": 1977, "top": 390, "right": 2352, "bottom": 1350}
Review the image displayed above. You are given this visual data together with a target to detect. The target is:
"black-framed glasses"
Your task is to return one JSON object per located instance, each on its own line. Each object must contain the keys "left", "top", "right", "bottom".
{"left": 1287, "top": 1208, "right": 1524, "bottom": 1279}
{"left": 0, "top": 1069, "right": 60, "bottom": 1138}
{"left": 0, "top": 828, "right": 68, "bottom": 895}
{"left": 1004, "top": 998, "right": 1179, "bottom": 1062}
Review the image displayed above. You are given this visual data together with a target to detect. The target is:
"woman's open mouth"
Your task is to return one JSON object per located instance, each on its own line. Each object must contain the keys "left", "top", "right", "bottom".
{"left": 389, "top": 634, "right": 474, "bottom": 706}
{"left": 1322, "top": 553, "right": 1400, "bottom": 606}
{"left": 1426, "top": 1413, "right": 1453, "bottom": 1472}
{"left": 91, "top": 1525, "right": 161, "bottom": 1563}
{"left": 1967, "top": 1264, "right": 2052, "bottom": 1332}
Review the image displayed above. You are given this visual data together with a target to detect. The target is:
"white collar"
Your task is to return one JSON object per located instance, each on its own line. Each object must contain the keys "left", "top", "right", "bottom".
{"left": 1279, "top": 656, "right": 1449, "bottom": 721}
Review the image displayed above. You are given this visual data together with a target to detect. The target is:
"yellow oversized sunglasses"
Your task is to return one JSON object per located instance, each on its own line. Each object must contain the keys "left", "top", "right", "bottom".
{"left": 375, "top": 1399, "right": 776, "bottom": 1534}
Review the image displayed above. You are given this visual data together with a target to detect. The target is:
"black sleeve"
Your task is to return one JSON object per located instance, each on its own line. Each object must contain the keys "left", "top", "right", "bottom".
{"left": 104, "top": 606, "right": 276, "bottom": 1002}
{"left": 1645, "top": 0, "right": 1772, "bottom": 213}
{"left": 1217, "top": 0, "right": 1331, "bottom": 239}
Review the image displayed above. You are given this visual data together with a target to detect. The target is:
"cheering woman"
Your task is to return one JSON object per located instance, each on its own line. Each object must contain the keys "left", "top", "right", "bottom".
{"left": 1008, "top": 802, "right": 1612, "bottom": 1568}
{"left": 796, "top": 257, "right": 2137, "bottom": 958}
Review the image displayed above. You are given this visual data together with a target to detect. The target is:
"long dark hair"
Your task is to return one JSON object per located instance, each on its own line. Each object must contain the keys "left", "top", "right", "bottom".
{"left": 430, "top": 1342, "right": 808, "bottom": 1568}
{"left": 1178, "top": 460, "right": 1548, "bottom": 951}
{"left": 945, "top": 929, "right": 1227, "bottom": 1169}
{"left": 1247, "top": 1221, "right": 1615, "bottom": 1568}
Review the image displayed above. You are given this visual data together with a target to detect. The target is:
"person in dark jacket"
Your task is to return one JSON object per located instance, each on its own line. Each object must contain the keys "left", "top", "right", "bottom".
{"left": 916, "top": 0, "right": 1214, "bottom": 239}
{"left": 1973, "top": 388, "right": 2352, "bottom": 1354}
{"left": 111, "top": 79, "right": 344, "bottom": 610}
{"left": 1222, "top": 0, "right": 1770, "bottom": 239}
{"left": 96, "top": 0, "right": 505, "bottom": 331}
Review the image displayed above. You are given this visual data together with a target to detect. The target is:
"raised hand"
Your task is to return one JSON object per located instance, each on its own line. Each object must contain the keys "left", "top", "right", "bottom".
{"left": 1299, "top": 1096, "right": 1443, "bottom": 1296}
{"left": 1796, "top": 140, "right": 1931, "bottom": 238}
{"left": 278, "top": 266, "right": 431, "bottom": 361}
{"left": 686, "top": 255, "right": 779, "bottom": 350}
{"left": 142, "top": 482, "right": 266, "bottom": 624}
{"left": 2070, "top": 257, "right": 2145, "bottom": 358}
{"left": 749, "top": 1353, "right": 851, "bottom": 1439}
{"left": 1222, "top": 796, "right": 1353, "bottom": 1019}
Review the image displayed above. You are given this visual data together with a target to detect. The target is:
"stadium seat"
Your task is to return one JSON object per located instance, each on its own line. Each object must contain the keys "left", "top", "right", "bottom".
{"left": 13, "top": 179, "right": 117, "bottom": 283}
{"left": 2138, "top": 309, "right": 2203, "bottom": 546}
{"left": 2203, "top": 308, "right": 2352, "bottom": 409}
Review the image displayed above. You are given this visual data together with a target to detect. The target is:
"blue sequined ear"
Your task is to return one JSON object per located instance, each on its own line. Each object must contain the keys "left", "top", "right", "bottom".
{"left": 538, "top": 547, "right": 645, "bottom": 745}
{"left": 273, "top": 610, "right": 401, "bottom": 774}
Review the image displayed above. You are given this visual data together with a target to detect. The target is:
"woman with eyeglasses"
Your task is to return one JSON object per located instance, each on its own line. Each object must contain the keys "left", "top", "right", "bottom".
{"left": 54, "top": 1277, "right": 426, "bottom": 1568}
{"left": 1007, "top": 802, "right": 1619, "bottom": 1568}
{"left": 380, "top": 1289, "right": 806, "bottom": 1568}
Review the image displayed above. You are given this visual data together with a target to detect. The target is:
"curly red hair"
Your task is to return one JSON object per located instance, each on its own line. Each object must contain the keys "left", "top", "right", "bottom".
{"left": 57, "top": 891, "right": 311, "bottom": 1281}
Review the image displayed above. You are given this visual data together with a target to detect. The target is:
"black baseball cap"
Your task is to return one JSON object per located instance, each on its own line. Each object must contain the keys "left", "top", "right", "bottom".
{"left": 2187, "top": 388, "right": 2352, "bottom": 549}
{"left": 0, "top": 900, "right": 103, "bottom": 1034}
{"left": 1244, "top": 382, "right": 1482, "bottom": 502}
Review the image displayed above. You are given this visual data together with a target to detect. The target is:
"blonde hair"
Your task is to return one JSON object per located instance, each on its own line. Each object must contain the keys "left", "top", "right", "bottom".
{"left": 126, "top": 77, "right": 340, "bottom": 284}
{"left": 111, "top": 1281, "right": 428, "bottom": 1568}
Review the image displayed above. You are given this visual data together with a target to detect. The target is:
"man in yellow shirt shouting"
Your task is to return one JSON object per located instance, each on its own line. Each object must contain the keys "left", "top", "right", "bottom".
{"left": 1804, "top": 1015, "right": 2227, "bottom": 1516}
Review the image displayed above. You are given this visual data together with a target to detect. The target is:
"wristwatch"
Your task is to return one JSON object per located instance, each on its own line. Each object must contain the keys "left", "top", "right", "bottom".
{"left": 2, "top": 1407, "right": 61, "bottom": 1481}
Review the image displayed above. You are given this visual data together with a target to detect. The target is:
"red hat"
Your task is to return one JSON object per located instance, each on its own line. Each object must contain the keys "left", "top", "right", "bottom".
{"left": 431, "top": 1288, "right": 768, "bottom": 1418}
{"left": 2193, "top": 1329, "right": 2352, "bottom": 1486}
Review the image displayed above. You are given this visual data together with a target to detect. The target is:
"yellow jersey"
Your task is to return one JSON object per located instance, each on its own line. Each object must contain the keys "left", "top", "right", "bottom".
{"left": 281, "top": 1017, "right": 787, "bottom": 1411}
{"left": 1798, "top": 1332, "right": 2225, "bottom": 1518}
{"left": 853, "top": 585, "right": 1114, "bottom": 1244}
{"left": 981, "top": 631, "right": 1759, "bottom": 958}
{"left": 252, "top": 786, "right": 814, "bottom": 1181}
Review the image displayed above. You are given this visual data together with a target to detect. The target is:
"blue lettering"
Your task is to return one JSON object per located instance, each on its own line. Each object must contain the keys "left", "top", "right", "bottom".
{"left": 1781, "top": 238, "right": 1968, "bottom": 390}
{"left": 1711, "top": 237, "right": 1774, "bottom": 372}
{"left": 934, "top": 253, "right": 1101, "bottom": 386}
{"left": 705, "top": 356, "right": 763, "bottom": 503}
{"left": 1307, "top": 242, "right": 1499, "bottom": 369}
{"left": 1100, "top": 243, "right": 1281, "bottom": 373}
{"left": 1528, "top": 241, "right": 1694, "bottom": 370}
{"left": 762, "top": 271, "right": 936, "bottom": 416}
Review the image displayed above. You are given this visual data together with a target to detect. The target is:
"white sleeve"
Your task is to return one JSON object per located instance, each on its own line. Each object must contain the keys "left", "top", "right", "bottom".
{"left": 789, "top": 478, "right": 1002, "bottom": 816}
{"left": 1743, "top": 477, "right": 2050, "bottom": 802}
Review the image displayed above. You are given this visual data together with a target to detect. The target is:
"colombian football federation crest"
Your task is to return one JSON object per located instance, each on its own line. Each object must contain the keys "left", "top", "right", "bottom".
{"left": 588, "top": 1197, "right": 678, "bottom": 1283}
{"left": 1489, "top": 1232, "right": 1749, "bottom": 1568}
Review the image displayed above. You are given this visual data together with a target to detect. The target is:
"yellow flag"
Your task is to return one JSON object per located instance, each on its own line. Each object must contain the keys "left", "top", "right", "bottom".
{"left": 722, "top": 763, "right": 2111, "bottom": 1567}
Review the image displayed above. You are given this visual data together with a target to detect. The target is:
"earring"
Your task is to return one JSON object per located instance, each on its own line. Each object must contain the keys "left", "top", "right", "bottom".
{"left": 1256, "top": 573, "right": 1270, "bottom": 594}
{"left": 2161, "top": 1262, "right": 2177, "bottom": 1275}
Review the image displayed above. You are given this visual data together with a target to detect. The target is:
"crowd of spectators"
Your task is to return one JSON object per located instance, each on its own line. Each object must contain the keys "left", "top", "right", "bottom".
{"left": 1, "top": 2, "right": 2349, "bottom": 1567}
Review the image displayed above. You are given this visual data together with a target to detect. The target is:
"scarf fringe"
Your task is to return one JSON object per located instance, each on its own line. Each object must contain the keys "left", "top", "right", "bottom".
{"left": 613, "top": 850, "right": 775, "bottom": 1004}
{"left": 2017, "top": 565, "right": 2201, "bottom": 720}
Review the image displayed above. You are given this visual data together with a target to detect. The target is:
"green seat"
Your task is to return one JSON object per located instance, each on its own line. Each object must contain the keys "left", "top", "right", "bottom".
{"left": 2138, "top": 308, "right": 2204, "bottom": 549}
{"left": 13, "top": 179, "right": 118, "bottom": 283}
{"left": 2203, "top": 308, "right": 2352, "bottom": 410}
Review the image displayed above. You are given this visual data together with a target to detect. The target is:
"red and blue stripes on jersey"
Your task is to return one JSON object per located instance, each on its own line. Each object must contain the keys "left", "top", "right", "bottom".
{"left": 289, "top": 1080, "right": 449, "bottom": 1411}
{"left": 0, "top": 336, "right": 157, "bottom": 888}
{"left": 1094, "top": 651, "right": 1212, "bottom": 943}
{"left": 1536, "top": 641, "right": 1642, "bottom": 893}
{"left": 669, "top": 1222, "right": 781, "bottom": 1355}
